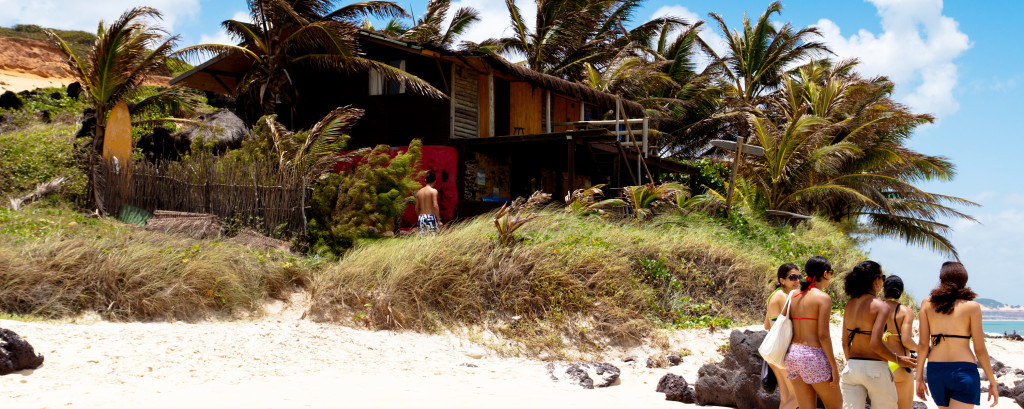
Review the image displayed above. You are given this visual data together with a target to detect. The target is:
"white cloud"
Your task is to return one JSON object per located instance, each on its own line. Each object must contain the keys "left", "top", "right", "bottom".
{"left": 447, "top": 0, "right": 533, "bottom": 45}
{"left": 813, "top": 0, "right": 970, "bottom": 118}
{"left": 193, "top": 11, "right": 250, "bottom": 47}
{"left": 0, "top": 0, "right": 199, "bottom": 35}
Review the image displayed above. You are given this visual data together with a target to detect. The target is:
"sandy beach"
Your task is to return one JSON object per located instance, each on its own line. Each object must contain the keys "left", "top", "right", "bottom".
{"left": 2, "top": 294, "right": 1023, "bottom": 409}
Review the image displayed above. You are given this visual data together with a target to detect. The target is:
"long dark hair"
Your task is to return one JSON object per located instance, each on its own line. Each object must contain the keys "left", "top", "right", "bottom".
{"left": 929, "top": 261, "right": 977, "bottom": 314}
{"left": 802, "top": 256, "right": 832, "bottom": 291}
{"left": 844, "top": 260, "right": 883, "bottom": 298}
{"left": 775, "top": 263, "right": 799, "bottom": 288}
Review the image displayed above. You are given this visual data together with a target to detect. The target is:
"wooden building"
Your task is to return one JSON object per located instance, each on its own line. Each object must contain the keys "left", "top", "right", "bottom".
{"left": 170, "top": 30, "right": 693, "bottom": 222}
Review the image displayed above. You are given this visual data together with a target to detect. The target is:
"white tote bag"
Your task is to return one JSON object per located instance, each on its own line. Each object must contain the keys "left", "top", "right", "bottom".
{"left": 759, "top": 289, "right": 795, "bottom": 368}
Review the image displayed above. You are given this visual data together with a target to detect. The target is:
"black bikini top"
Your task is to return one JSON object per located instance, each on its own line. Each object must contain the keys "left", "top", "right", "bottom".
{"left": 930, "top": 333, "right": 970, "bottom": 346}
{"left": 846, "top": 328, "right": 872, "bottom": 347}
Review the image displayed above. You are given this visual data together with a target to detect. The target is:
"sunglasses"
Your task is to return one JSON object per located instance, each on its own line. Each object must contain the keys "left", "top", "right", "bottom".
{"left": 787, "top": 274, "right": 802, "bottom": 280}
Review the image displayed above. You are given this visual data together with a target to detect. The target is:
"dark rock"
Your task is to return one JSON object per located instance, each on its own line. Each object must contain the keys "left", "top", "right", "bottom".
{"left": 667, "top": 354, "right": 683, "bottom": 366}
{"left": 981, "top": 382, "right": 1013, "bottom": 398}
{"left": 0, "top": 91, "right": 22, "bottom": 110}
{"left": 458, "top": 363, "right": 477, "bottom": 368}
{"left": 39, "top": 109, "right": 51, "bottom": 123}
{"left": 657, "top": 373, "right": 696, "bottom": 403}
{"left": 137, "top": 126, "right": 189, "bottom": 162}
{"left": 67, "top": 82, "right": 82, "bottom": 99}
{"left": 1007, "top": 334, "right": 1023, "bottom": 341}
{"left": 0, "top": 114, "right": 6, "bottom": 124}
{"left": 18, "top": 90, "right": 38, "bottom": 97}
{"left": 204, "top": 91, "right": 236, "bottom": 109}
{"left": 546, "top": 362, "right": 620, "bottom": 389}
{"left": 912, "top": 402, "right": 928, "bottom": 409}
{"left": 646, "top": 358, "right": 657, "bottom": 368}
{"left": 695, "top": 329, "right": 779, "bottom": 409}
{"left": 1012, "top": 380, "right": 1024, "bottom": 408}
{"left": 622, "top": 356, "right": 637, "bottom": 363}
{"left": 177, "top": 109, "right": 250, "bottom": 154}
{"left": 49, "top": 92, "right": 63, "bottom": 100}
{"left": 0, "top": 328, "right": 45, "bottom": 375}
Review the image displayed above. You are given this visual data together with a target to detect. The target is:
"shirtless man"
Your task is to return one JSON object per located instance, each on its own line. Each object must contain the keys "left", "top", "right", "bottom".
{"left": 415, "top": 172, "right": 441, "bottom": 233}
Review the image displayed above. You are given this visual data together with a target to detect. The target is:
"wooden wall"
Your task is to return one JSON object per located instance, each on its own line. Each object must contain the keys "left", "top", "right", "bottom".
{"left": 452, "top": 65, "right": 479, "bottom": 139}
{"left": 477, "top": 73, "right": 490, "bottom": 137}
{"left": 552, "top": 94, "right": 580, "bottom": 132}
{"left": 509, "top": 82, "right": 542, "bottom": 135}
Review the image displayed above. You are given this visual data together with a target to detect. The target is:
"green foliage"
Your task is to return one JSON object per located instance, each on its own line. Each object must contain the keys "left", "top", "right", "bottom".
{"left": 307, "top": 140, "right": 424, "bottom": 253}
{"left": 0, "top": 123, "right": 87, "bottom": 200}
{"left": 0, "top": 25, "right": 96, "bottom": 57}
{"left": 493, "top": 191, "right": 552, "bottom": 245}
{"left": 662, "top": 158, "right": 730, "bottom": 196}
{"left": 563, "top": 184, "right": 626, "bottom": 217}
{"left": 622, "top": 183, "right": 687, "bottom": 220}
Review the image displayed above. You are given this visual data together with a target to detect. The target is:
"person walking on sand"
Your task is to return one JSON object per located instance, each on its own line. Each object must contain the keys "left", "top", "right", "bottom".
{"left": 415, "top": 172, "right": 442, "bottom": 234}
{"left": 765, "top": 263, "right": 801, "bottom": 409}
{"left": 883, "top": 275, "right": 919, "bottom": 409}
{"left": 916, "top": 262, "right": 999, "bottom": 408}
{"left": 840, "top": 261, "right": 916, "bottom": 409}
{"left": 785, "top": 256, "right": 843, "bottom": 409}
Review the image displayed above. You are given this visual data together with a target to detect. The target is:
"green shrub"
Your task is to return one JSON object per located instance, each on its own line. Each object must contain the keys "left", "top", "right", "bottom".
{"left": 0, "top": 123, "right": 87, "bottom": 200}
{"left": 307, "top": 140, "right": 423, "bottom": 253}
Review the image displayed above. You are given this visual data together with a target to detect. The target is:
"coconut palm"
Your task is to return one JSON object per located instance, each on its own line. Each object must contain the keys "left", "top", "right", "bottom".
{"left": 45, "top": 7, "right": 182, "bottom": 211}
{"left": 495, "top": 0, "right": 613, "bottom": 75}
{"left": 174, "top": 0, "right": 444, "bottom": 117}
{"left": 396, "top": 0, "right": 480, "bottom": 49}
{"left": 707, "top": 1, "right": 830, "bottom": 118}
{"left": 743, "top": 60, "right": 977, "bottom": 256}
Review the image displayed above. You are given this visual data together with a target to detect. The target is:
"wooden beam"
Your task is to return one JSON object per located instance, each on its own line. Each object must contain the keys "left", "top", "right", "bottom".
{"left": 488, "top": 68, "right": 494, "bottom": 137}
{"left": 567, "top": 137, "right": 576, "bottom": 193}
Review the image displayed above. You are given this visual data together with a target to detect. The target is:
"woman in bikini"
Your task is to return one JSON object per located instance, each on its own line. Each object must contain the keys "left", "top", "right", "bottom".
{"left": 784, "top": 256, "right": 842, "bottom": 409}
{"left": 883, "top": 275, "right": 918, "bottom": 409}
{"left": 840, "top": 261, "right": 916, "bottom": 409}
{"left": 916, "top": 262, "right": 998, "bottom": 408}
{"left": 765, "top": 263, "right": 801, "bottom": 409}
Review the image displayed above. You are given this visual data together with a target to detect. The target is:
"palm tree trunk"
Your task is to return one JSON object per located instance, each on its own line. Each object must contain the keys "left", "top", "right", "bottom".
{"left": 90, "top": 110, "right": 107, "bottom": 214}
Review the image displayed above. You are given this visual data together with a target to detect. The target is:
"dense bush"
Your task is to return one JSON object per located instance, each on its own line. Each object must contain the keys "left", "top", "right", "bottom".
{"left": 307, "top": 140, "right": 423, "bottom": 253}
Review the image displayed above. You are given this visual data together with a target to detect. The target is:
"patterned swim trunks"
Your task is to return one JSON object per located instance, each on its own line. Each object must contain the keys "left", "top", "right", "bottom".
{"left": 418, "top": 214, "right": 439, "bottom": 233}
{"left": 785, "top": 344, "right": 832, "bottom": 384}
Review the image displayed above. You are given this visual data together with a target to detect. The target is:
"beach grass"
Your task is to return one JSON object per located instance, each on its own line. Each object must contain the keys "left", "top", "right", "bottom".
{"left": 0, "top": 204, "right": 310, "bottom": 321}
{"left": 309, "top": 207, "right": 864, "bottom": 356}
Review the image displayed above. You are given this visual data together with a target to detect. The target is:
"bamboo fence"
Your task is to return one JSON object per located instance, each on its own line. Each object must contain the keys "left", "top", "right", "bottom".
{"left": 96, "top": 154, "right": 307, "bottom": 236}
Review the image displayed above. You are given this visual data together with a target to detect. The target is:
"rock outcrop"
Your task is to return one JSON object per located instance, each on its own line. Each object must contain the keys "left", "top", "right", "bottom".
{"left": 695, "top": 329, "right": 779, "bottom": 409}
{"left": 657, "top": 373, "right": 696, "bottom": 403}
{"left": 0, "top": 328, "right": 45, "bottom": 375}
{"left": 546, "top": 362, "right": 620, "bottom": 389}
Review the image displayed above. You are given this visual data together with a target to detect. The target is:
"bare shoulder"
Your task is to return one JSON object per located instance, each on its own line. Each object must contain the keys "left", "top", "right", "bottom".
{"left": 961, "top": 300, "right": 981, "bottom": 312}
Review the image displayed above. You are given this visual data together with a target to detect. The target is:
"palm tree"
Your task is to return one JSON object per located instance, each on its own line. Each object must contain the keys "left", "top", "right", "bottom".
{"left": 743, "top": 60, "right": 977, "bottom": 256}
{"left": 707, "top": 1, "right": 830, "bottom": 122}
{"left": 174, "top": 0, "right": 444, "bottom": 117}
{"left": 395, "top": 0, "right": 480, "bottom": 49}
{"left": 495, "top": 0, "right": 608, "bottom": 75}
{"left": 46, "top": 7, "right": 182, "bottom": 211}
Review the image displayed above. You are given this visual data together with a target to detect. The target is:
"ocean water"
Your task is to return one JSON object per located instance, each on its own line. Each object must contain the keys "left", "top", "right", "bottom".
{"left": 982, "top": 320, "right": 1024, "bottom": 335}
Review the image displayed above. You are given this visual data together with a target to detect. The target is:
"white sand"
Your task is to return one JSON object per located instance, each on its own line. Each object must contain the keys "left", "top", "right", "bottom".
{"left": 2, "top": 296, "right": 1022, "bottom": 408}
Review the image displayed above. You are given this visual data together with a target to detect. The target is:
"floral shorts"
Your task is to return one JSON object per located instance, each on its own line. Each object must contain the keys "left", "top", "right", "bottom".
{"left": 785, "top": 344, "right": 832, "bottom": 384}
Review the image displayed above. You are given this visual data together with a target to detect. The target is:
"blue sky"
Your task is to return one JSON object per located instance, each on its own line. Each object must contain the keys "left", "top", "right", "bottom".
{"left": 2, "top": 0, "right": 1022, "bottom": 305}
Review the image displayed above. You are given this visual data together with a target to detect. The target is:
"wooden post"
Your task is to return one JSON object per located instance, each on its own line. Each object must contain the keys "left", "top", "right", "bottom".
{"left": 545, "top": 90, "right": 552, "bottom": 133}
{"left": 567, "top": 135, "right": 575, "bottom": 194}
{"left": 450, "top": 65, "right": 456, "bottom": 139}
{"left": 488, "top": 68, "right": 494, "bottom": 137}
{"left": 723, "top": 137, "right": 745, "bottom": 218}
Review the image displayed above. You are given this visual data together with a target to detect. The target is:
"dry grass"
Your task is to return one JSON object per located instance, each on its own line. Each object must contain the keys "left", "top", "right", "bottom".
{"left": 0, "top": 204, "right": 309, "bottom": 320}
{"left": 308, "top": 208, "right": 864, "bottom": 358}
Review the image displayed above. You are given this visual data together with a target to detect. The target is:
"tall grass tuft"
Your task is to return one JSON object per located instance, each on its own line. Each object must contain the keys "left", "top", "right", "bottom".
{"left": 0, "top": 205, "right": 309, "bottom": 320}
{"left": 309, "top": 207, "right": 863, "bottom": 356}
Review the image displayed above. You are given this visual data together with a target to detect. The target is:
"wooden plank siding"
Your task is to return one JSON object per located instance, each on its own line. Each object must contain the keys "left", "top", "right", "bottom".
{"left": 452, "top": 65, "right": 479, "bottom": 139}
{"left": 477, "top": 73, "right": 490, "bottom": 137}
{"left": 509, "top": 82, "right": 542, "bottom": 135}
{"left": 552, "top": 94, "right": 581, "bottom": 132}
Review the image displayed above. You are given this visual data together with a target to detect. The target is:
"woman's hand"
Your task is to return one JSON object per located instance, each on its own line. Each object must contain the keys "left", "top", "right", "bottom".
{"left": 916, "top": 378, "right": 929, "bottom": 401}
{"left": 830, "top": 367, "right": 840, "bottom": 388}
{"left": 896, "top": 355, "right": 917, "bottom": 368}
{"left": 988, "top": 381, "right": 999, "bottom": 407}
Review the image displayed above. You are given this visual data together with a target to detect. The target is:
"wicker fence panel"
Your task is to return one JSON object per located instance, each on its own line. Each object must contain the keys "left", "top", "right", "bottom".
{"left": 97, "top": 155, "right": 307, "bottom": 236}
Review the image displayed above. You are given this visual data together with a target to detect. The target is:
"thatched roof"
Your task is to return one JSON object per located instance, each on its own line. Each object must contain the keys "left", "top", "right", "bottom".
{"left": 474, "top": 54, "right": 645, "bottom": 118}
